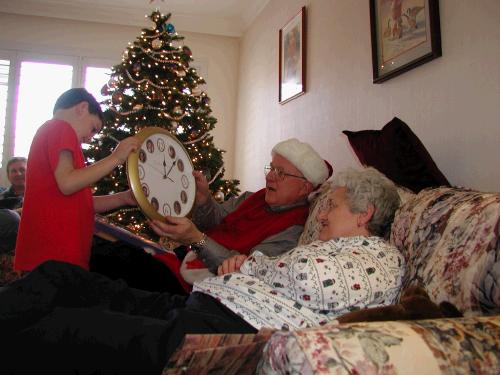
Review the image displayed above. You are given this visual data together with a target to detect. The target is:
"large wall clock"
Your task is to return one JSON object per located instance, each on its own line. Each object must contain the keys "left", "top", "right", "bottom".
{"left": 127, "top": 127, "right": 196, "bottom": 221}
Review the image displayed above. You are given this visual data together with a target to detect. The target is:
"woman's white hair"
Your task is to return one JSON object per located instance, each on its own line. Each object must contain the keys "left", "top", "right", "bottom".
{"left": 331, "top": 167, "right": 401, "bottom": 236}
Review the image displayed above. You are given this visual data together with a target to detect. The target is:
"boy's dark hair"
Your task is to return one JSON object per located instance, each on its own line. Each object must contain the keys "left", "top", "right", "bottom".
{"left": 53, "top": 88, "right": 104, "bottom": 121}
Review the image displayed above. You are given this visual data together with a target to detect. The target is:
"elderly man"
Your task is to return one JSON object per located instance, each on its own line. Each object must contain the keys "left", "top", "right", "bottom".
{"left": 149, "top": 138, "right": 331, "bottom": 286}
{"left": 90, "top": 138, "right": 331, "bottom": 292}
{"left": 0, "top": 157, "right": 27, "bottom": 254}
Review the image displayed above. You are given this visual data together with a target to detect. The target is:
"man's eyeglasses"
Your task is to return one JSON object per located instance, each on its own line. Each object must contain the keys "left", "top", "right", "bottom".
{"left": 264, "top": 165, "right": 307, "bottom": 181}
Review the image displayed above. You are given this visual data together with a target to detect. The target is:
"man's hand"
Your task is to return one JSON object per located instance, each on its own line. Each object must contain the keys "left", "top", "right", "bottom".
{"left": 150, "top": 216, "right": 203, "bottom": 245}
{"left": 193, "top": 170, "right": 210, "bottom": 206}
{"left": 217, "top": 255, "right": 248, "bottom": 276}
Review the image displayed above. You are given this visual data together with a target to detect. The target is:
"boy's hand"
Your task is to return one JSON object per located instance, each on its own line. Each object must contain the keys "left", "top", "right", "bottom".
{"left": 112, "top": 136, "right": 141, "bottom": 164}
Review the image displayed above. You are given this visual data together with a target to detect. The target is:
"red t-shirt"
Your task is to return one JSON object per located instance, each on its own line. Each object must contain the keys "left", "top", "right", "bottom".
{"left": 14, "top": 119, "right": 94, "bottom": 271}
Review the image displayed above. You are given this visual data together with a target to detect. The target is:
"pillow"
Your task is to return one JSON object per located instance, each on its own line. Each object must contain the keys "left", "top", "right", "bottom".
{"left": 390, "top": 187, "right": 500, "bottom": 316}
{"left": 343, "top": 117, "right": 450, "bottom": 193}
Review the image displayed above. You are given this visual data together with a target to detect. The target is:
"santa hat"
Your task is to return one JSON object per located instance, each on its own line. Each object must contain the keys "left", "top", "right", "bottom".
{"left": 272, "top": 138, "right": 332, "bottom": 187}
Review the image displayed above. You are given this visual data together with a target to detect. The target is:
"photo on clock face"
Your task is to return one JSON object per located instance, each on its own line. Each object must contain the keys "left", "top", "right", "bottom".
{"left": 180, "top": 190, "right": 187, "bottom": 204}
{"left": 181, "top": 175, "right": 189, "bottom": 189}
{"left": 173, "top": 201, "right": 181, "bottom": 215}
{"left": 141, "top": 183, "right": 150, "bottom": 197}
{"left": 146, "top": 139, "right": 154, "bottom": 153}
{"left": 168, "top": 145, "right": 176, "bottom": 159}
{"left": 151, "top": 197, "right": 159, "bottom": 212}
{"left": 157, "top": 138, "right": 165, "bottom": 152}
{"left": 177, "top": 159, "right": 184, "bottom": 172}
{"left": 138, "top": 165, "right": 145, "bottom": 179}
{"left": 163, "top": 203, "right": 171, "bottom": 216}
{"left": 139, "top": 149, "right": 147, "bottom": 163}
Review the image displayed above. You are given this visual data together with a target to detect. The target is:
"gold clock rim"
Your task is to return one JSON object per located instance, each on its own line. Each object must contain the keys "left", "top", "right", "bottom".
{"left": 127, "top": 126, "right": 196, "bottom": 222}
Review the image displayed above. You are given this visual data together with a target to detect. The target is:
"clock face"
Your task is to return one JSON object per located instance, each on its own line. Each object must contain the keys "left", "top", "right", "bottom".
{"left": 127, "top": 127, "right": 196, "bottom": 221}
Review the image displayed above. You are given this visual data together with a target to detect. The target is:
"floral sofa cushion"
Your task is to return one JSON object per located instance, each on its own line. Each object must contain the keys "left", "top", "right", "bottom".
{"left": 390, "top": 187, "right": 500, "bottom": 316}
{"left": 258, "top": 315, "right": 500, "bottom": 375}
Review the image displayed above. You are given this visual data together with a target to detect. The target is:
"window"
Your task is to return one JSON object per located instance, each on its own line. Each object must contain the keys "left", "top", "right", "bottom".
{"left": 85, "top": 66, "right": 111, "bottom": 104}
{"left": 14, "top": 62, "right": 73, "bottom": 157}
{"left": 0, "top": 52, "right": 113, "bottom": 172}
{"left": 0, "top": 59, "right": 9, "bottom": 168}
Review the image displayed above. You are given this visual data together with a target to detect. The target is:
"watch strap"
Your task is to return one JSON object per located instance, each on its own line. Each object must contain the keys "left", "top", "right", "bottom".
{"left": 191, "top": 233, "right": 207, "bottom": 253}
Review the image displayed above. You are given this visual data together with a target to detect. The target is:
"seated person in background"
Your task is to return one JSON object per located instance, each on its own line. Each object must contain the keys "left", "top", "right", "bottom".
{"left": 149, "top": 137, "right": 332, "bottom": 286}
{"left": 14, "top": 88, "right": 141, "bottom": 272}
{"left": 1, "top": 167, "right": 404, "bottom": 374}
{"left": 0, "top": 157, "right": 27, "bottom": 255}
{"left": 92, "top": 137, "right": 331, "bottom": 293}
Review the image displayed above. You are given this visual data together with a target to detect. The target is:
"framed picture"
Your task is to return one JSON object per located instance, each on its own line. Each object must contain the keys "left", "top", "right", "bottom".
{"left": 279, "top": 7, "right": 306, "bottom": 103}
{"left": 369, "top": 0, "right": 441, "bottom": 83}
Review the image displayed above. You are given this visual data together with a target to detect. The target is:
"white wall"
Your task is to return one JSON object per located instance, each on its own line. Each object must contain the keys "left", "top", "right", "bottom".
{"left": 235, "top": 0, "right": 500, "bottom": 193}
{"left": 0, "top": 12, "right": 239, "bottom": 185}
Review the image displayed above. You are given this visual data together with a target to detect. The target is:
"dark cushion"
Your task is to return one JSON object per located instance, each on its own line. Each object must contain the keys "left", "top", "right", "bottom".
{"left": 343, "top": 117, "right": 450, "bottom": 193}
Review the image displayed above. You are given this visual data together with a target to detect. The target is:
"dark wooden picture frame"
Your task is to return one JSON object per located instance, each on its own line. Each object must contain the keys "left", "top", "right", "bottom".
{"left": 369, "top": 0, "right": 441, "bottom": 83}
{"left": 279, "top": 7, "right": 306, "bottom": 103}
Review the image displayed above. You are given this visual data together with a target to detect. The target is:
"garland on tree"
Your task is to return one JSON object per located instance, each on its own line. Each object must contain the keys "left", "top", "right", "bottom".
{"left": 85, "top": 10, "right": 240, "bottom": 240}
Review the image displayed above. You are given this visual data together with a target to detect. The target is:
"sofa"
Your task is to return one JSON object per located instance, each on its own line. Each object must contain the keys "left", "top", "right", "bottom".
{"left": 253, "top": 185, "right": 500, "bottom": 374}
{"left": 164, "top": 185, "right": 500, "bottom": 374}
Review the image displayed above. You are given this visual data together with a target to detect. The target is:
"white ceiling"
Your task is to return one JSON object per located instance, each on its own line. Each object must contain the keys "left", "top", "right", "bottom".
{"left": 0, "top": 0, "right": 270, "bottom": 37}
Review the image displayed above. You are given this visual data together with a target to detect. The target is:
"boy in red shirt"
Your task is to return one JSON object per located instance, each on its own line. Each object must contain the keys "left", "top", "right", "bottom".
{"left": 15, "top": 88, "right": 141, "bottom": 271}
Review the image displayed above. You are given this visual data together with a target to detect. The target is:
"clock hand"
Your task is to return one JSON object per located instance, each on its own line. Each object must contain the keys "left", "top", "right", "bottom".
{"left": 163, "top": 155, "right": 167, "bottom": 178}
{"left": 165, "top": 159, "right": 177, "bottom": 180}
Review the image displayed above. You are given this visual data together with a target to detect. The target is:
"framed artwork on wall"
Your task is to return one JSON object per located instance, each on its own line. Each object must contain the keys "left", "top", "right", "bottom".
{"left": 369, "top": 0, "right": 442, "bottom": 83}
{"left": 279, "top": 7, "right": 306, "bottom": 103}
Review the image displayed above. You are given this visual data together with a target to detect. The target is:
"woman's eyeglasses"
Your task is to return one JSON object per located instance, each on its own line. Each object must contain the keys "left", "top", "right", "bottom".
{"left": 264, "top": 165, "right": 307, "bottom": 181}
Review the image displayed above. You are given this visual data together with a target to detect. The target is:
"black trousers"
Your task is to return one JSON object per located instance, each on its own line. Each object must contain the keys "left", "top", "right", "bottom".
{"left": 89, "top": 236, "right": 188, "bottom": 295}
{"left": 1, "top": 260, "right": 257, "bottom": 375}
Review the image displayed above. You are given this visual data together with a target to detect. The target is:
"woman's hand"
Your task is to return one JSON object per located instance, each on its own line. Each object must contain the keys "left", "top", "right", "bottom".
{"left": 217, "top": 255, "right": 248, "bottom": 276}
{"left": 149, "top": 216, "right": 204, "bottom": 245}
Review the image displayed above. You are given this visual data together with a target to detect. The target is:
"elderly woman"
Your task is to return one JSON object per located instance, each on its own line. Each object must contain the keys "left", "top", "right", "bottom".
{"left": 1, "top": 167, "right": 404, "bottom": 375}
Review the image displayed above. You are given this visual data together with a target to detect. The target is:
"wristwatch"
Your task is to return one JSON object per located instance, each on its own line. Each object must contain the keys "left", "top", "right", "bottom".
{"left": 190, "top": 233, "right": 207, "bottom": 253}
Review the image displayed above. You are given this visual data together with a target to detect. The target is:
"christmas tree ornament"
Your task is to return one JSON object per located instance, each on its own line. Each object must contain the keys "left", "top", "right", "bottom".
{"left": 164, "top": 23, "right": 175, "bottom": 35}
{"left": 175, "top": 68, "right": 186, "bottom": 77}
{"left": 192, "top": 87, "right": 202, "bottom": 96}
{"left": 214, "top": 191, "right": 225, "bottom": 203}
{"left": 172, "top": 105, "right": 183, "bottom": 116}
{"left": 112, "top": 92, "right": 124, "bottom": 105}
{"left": 202, "top": 96, "right": 211, "bottom": 105}
{"left": 132, "top": 62, "right": 142, "bottom": 73}
{"left": 101, "top": 83, "right": 111, "bottom": 96}
{"left": 152, "top": 38, "right": 163, "bottom": 49}
{"left": 133, "top": 104, "right": 144, "bottom": 111}
{"left": 182, "top": 46, "right": 192, "bottom": 57}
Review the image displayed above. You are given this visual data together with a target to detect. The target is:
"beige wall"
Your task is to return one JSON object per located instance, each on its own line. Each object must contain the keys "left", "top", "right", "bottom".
{"left": 235, "top": 0, "right": 500, "bottom": 192}
{"left": 0, "top": 12, "right": 239, "bottom": 184}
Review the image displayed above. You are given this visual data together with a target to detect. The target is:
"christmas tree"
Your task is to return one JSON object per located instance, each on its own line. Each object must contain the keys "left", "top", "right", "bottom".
{"left": 85, "top": 10, "right": 240, "bottom": 240}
